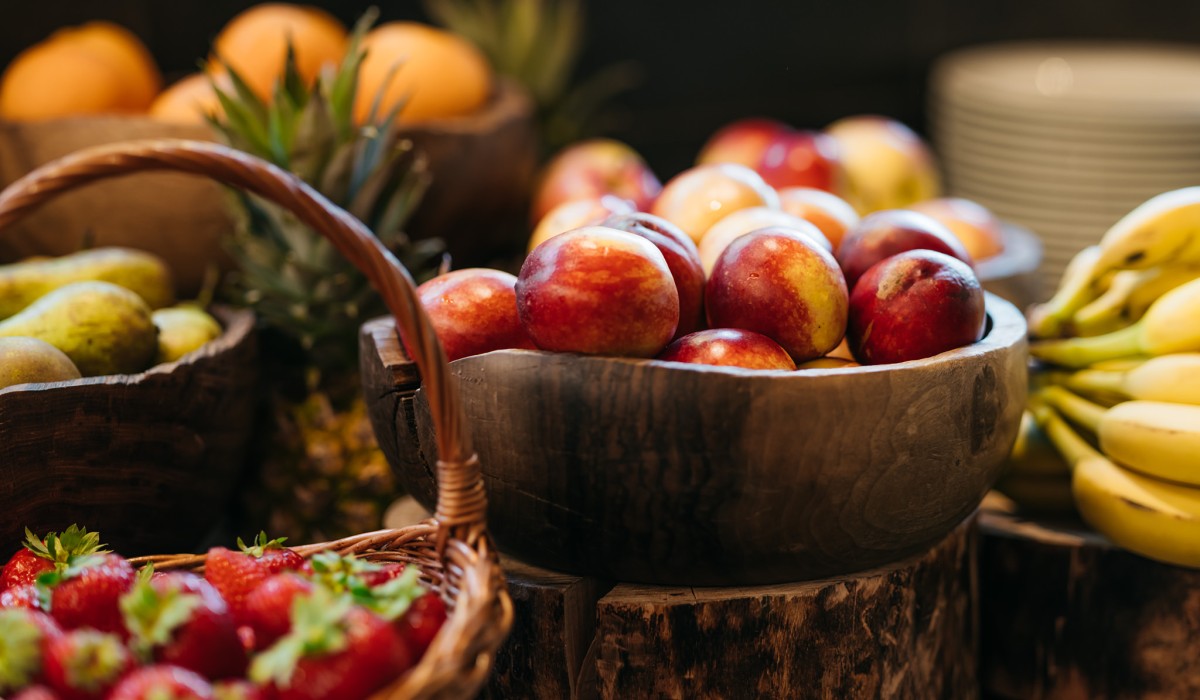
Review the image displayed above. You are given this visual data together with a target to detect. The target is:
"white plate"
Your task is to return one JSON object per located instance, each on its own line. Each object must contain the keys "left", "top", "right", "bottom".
{"left": 939, "top": 149, "right": 1200, "bottom": 192}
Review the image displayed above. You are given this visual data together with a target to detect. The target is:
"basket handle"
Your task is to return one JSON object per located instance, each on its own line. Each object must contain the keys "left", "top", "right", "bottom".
{"left": 0, "top": 138, "right": 486, "bottom": 545}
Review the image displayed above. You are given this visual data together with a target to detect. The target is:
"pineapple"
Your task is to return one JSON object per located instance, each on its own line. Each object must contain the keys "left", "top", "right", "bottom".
{"left": 210, "top": 14, "right": 445, "bottom": 543}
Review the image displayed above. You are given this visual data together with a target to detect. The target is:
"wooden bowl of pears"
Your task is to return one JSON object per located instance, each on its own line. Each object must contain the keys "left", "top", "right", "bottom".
{"left": 0, "top": 247, "right": 257, "bottom": 558}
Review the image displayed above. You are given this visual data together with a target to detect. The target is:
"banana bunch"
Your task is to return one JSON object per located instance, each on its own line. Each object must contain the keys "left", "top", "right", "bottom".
{"left": 1001, "top": 187, "right": 1200, "bottom": 567}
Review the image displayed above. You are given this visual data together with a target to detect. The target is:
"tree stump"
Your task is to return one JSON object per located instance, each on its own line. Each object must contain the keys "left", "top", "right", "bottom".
{"left": 492, "top": 512, "right": 980, "bottom": 699}
{"left": 979, "top": 496, "right": 1200, "bottom": 700}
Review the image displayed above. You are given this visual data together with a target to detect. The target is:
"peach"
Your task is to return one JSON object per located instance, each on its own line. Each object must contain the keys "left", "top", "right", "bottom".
{"left": 705, "top": 227, "right": 848, "bottom": 363}
{"left": 527, "top": 195, "right": 636, "bottom": 253}
{"left": 417, "top": 268, "right": 536, "bottom": 362}
{"left": 695, "top": 117, "right": 790, "bottom": 168}
{"left": 516, "top": 226, "right": 679, "bottom": 357}
{"left": 908, "top": 197, "right": 1006, "bottom": 262}
{"left": 777, "top": 187, "right": 860, "bottom": 251}
{"left": 658, "top": 329, "right": 796, "bottom": 370}
{"left": 531, "top": 139, "right": 661, "bottom": 224}
{"left": 836, "top": 209, "right": 973, "bottom": 291}
{"left": 601, "top": 212, "right": 706, "bottom": 338}
{"left": 698, "top": 207, "right": 831, "bottom": 276}
{"left": 651, "top": 163, "right": 781, "bottom": 244}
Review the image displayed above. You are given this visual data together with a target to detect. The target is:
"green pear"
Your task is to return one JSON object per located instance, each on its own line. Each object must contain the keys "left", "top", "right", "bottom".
{"left": 0, "top": 281, "right": 158, "bottom": 377}
{"left": 0, "top": 247, "right": 175, "bottom": 319}
{"left": 153, "top": 305, "right": 223, "bottom": 364}
{"left": 0, "top": 337, "right": 82, "bottom": 389}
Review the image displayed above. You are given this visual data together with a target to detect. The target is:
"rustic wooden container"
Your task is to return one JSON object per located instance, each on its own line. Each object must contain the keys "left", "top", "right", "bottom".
{"left": 977, "top": 222, "right": 1044, "bottom": 312}
{"left": 0, "top": 140, "right": 512, "bottom": 699}
{"left": 0, "top": 306, "right": 256, "bottom": 558}
{"left": 362, "top": 293, "right": 1028, "bottom": 586}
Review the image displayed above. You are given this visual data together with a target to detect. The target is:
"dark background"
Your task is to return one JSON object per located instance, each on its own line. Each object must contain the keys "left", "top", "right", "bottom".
{"left": 4, "top": 1, "right": 1200, "bottom": 176}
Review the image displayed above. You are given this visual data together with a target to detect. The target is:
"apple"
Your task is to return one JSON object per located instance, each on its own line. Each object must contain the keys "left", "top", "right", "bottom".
{"left": 417, "top": 268, "right": 536, "bottom": 362}
{"left": 824, "top": 115, "right": 941, "bottom": 214}
{"left": 698, "top": 207, "right": 831, "bottom": 275}
{"left": 757, "top": 129, "right": 842, "bottom": 193}
{"left": 651, "top": 163, "right": 781, "bottom": 244}
{"left": 601, "top": 212, "right": 706, "bottom": 338}
{"left": 516, "top": 226, "right": 679, "bottom": 357}
{"left": 530, "top": 138, "right": 662, "bottom": 224}
{"left": 658, "top": 328, "right": 796, "bottom": 370}
{"left": 527, "top": 195, "right": 636, "bottom": 253}
{"left": 847, "top": 249, "right": 986, "bottom": 365}
{"left": 836, "top": 209, "right": 973, "bottom": 291}
{"left": 777, "top": 187, "right": 860, "bottom": 250}
{"left": 695, "top": 117, "right": 790, "bottom": 169}
{"left": 705, "top": 227, "right": 848, "bottom": 363}
{"left": 908, "top": 197, "right": 1006, "bottom": 262}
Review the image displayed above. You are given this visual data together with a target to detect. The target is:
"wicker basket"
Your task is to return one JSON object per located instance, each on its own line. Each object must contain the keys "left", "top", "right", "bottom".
{"left": 0, "top": 139, "right": 513, "bottom": 699}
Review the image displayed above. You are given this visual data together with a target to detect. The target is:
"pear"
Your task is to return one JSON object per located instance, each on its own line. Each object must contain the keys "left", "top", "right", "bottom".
{"left": 0, "top": 281, "right": 158, "bottom": 377}
{"left": 0, "top": 337, "right": 82, "bottom": 389}
{"left": 0, "top": 247, "right": 175, "bottom": 319}
{"left": 153, "top": 305, "right": 223, "bottom": 363}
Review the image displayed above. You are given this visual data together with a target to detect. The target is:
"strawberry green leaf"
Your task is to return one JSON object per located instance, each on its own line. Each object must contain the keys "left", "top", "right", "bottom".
{"left": 62, "top": 630, "right": 128, "bottom": 692}
{"left": 0, "top": 610, "right": 45, "bottom": 693}
{"left": 239, "top": 532, "right": 289, "bottom": 558}
{"left": 120, "top": 576, "right": 203, "bottom": 660}
{"left": 357, "top": 566, "right": 424, "bottom": 621}
{"left": 249, "top": 587, "right": 353, "bottom": 687}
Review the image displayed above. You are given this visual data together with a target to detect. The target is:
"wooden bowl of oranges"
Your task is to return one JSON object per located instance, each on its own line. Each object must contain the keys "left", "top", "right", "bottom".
{"left": 0, "top": 4, "right": 538, "bottom": 294}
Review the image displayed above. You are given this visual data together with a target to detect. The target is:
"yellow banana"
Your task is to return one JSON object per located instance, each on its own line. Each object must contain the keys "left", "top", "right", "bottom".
{"left": 1027, "top": 245, "right": 1106, "bottom": 338}
{"left": 1042, "top": 385, "right": 1200, "bottom": 488}
{"left": 1037, "top": 403, "right": 1200, "bottom": 569}
{"left": 1030, "top": 276, "right": 1200, "bottom": 367}
{"left": 1071, "top": 269, "right": 1145, "bottom": 336}
{"left": 1099, "top": 401, "right": 1200, "bottom": 488}
{"left": 1124, "top": 264, "right": 1200, "bottom": 320}
{"left": 1003, "top": 408, "right": 1071, "bottom": 478}
{"left": 994, "top": 473, "right": 1076, "bottom": 513}
{"left": 1064, "top": 353, "right": 1200, "bottom": 405}
{"left": 1092, "top": 186, "right": 1200, "bottom": 273}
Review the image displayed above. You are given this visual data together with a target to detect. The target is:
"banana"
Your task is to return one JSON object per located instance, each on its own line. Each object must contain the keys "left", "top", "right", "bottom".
{"left": 1071, "top": 269, "right": 1145, "bottom": 336}
{"left": 1123, "top": 264, "right": 1200, "bottom": 321}
{"left": 1030, "top": 276, "right": 1200, "bottom": 367}
{"left": 1037, "top": 403, "right": 1200, "bottom": 569}
{"left": 1099, "top": 401, "right": 1200, "bottom": 488}
{"left": 1039, "top": 385, "right": 1107, "bottom": 434}
{"left": 1003, "top": 408, "right": 1071, "bottom": 478}
{"left": 1065, "top": 353, "right": 1200, "bottom": 405}
{"left": 1027, "top": 245, "right": 1106, "bottom": 338}
{"left": 1092, "top": 186, "right": 1200, "bottom": 273}
{"left": 994, "top": 473, "right": 1076, "bottom": 513}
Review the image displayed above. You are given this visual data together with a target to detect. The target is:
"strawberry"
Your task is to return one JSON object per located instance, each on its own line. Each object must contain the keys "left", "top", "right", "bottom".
{"left": 212, "top": 679, "right": 268, "bottom": 700}
{"left": 41, "top": 554, "right": 135, "bottom": 636}
{"left": 107, "top": 665, "right": 215, "bottom": 700}
{"left": 11, "top": 685, "right": 63, "bottom": 700}
{"left": 204, "top": 534, "right": 301, "bottom": 625}
{"left": 41, "top": 628, "right": 133, "bottom": 700}
{"left": 121, "top": 571, "right": 246, "bottom": 680}
{"left": 2, "top": 583, "right": 42, "bottom": 609}
{"left": 2, "top": 527, "right": 105, "bottom": 594}
{"left": 241, "top": 574, "right": 313, "bottom": 650}
{"left": 249, "top": 590, "right": 412, "bottom": 700}
{"left": 394, "top": 591, "right": 447, "bottom": 661}
{"left": 361, "top": 563, "right": 411, "bottom": 588}
{"left": 0, "top": 608, "right": 62, "bottom": 695}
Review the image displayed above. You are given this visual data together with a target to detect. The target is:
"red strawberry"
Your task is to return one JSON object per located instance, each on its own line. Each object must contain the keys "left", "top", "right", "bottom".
{"left": 212, "top": 679, "right": 268, "bottom": 700}
{"left": 121, "top": 571, "right": 246, "bottom": 680}
{"left": 242, "top": 574, "right": 313, "bottom": 650}
{"left": 0, "top": 608, "right": 63, "bottom": 695}
{"left": 204, "top": 534, "right": 301, "bottom": 625}
{"left": 11, "top": 685, "right": 63, "bottom": 700}
{"left": 249, "top": 591, "right": 411, "bottom": 700}
{"left": 107, "top": 665, "right": 215, "bottom": 700}
{"left": 2, "top": 526, "right": 105, "bottom": 593}
{"left": 43, "top": 554, "right": 135, "bottom": 635}
{"left": 2, "top": 583, "right": 42, "bottom": 609}
{"left": 41, "top": 628, "right": 133, "bottom": 700}
{"left": 360, "top": 563, "right": 409, "bottom": 588}
{"left": 394, "top": 591, "right": 447, "bottom": 660}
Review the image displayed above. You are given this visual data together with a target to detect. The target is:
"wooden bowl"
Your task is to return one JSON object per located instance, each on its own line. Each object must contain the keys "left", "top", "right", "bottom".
{"left": 976, "top": 222, "right": 1044, "bottom": 312}
{"left": 361, "top": 293, "right": 1028, "bottom": 586}
{"left": 0, "top": 307, "right": 257, "bottom": 558}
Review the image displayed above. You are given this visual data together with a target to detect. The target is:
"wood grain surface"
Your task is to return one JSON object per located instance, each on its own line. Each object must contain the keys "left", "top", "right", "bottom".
{"left": 491, "top": 512, "right": 979, "bottom": 699}
{"left": 360, "top": 294, "right": 1027, "bottom": 586}
{"left": 979, "top": 501, "right": 1200, "bottom": 700}
{"left": 0, "top": 307, "right": 257, "bottom": 556}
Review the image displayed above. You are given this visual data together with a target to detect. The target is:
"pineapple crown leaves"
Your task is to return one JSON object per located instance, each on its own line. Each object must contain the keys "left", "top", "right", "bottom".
{"left": 119, "top": 570, "right": 203, "bottom": 662}
{"left": 249, "top": 586, "right": 354, "bottom": 687}
{"left": 23, "top": 524, "right": 106, "bottom": 569}
{"left": 0, "top": 610, "right": 44, "bottom": 693}
{"left": 237, "top": 532, "right": 289, "bottom": 559}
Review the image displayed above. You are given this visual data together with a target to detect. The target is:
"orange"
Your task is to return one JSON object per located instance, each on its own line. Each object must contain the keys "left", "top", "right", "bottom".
{"left": 0, "top": 40, "right": 128, "bottom": 120}
{"left": 210, "top": 3, "right": 348, "bottom": 100}
{"left": 150, "top": 73, "right": 228, "bottom": 125}
{"left": 354, "top": 21, "right": 493, "bottom": 125}
{"left": 53, "top": 21, "right": 161, "bottom": 110}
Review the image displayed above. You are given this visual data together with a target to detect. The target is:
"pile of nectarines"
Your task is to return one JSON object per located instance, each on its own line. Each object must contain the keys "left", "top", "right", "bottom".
{"left": 418, "top": 115, "right": 997, "bottom": 371}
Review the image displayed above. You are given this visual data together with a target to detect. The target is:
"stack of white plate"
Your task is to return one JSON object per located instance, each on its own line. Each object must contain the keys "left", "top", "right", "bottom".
{"left": 929, "top": 41, "right": 1200, "bottom": 289}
